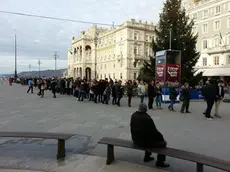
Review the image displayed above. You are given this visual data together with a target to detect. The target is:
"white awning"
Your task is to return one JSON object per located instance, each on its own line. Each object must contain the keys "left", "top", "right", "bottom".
{"left": 196, "top": 68, "right": 230, "bottom": 76}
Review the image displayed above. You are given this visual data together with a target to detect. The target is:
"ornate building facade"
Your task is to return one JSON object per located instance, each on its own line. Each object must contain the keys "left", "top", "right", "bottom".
{"left": 187, "top": 0, "right": 230, "bottom": 80}
{"left": 67, "top": 19, "right": 155, "bottom": 81}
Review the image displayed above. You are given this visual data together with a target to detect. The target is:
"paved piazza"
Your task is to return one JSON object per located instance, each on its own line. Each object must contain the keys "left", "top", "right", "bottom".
{"left": 0, "top": 82, "right": 229, "bottom": 172}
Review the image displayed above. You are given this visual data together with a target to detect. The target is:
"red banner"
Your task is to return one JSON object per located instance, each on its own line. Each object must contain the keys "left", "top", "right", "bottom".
{"left": 155, "top": 64, "right": 165, "bottom": 82}
{"left": 166, "top": 64, "right": 180, "bottom": 82}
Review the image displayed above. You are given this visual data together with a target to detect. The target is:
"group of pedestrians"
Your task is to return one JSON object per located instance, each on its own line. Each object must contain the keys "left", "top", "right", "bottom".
{"left": 201, "top": 79, "right": 225, "bottom": 120}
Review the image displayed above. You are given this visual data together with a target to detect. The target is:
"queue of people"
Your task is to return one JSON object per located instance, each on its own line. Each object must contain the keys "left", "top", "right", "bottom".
{"left": 19, "top": 77, "right": 226, "bottom": 119}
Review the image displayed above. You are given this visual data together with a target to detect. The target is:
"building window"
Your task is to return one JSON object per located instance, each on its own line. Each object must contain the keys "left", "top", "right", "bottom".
{"left": 145, "top": 47, "right": 149, "bottom": 56}
{"left": 214, "top": 20, "right": 221, "bottom": 31}
{"left": 146, "top": 35, "right": 149, "bottom": 42}
{"left": 134, "top": 73, "right": 137, "bottom": 79}
{"left": 100, "top": 74, "right": 102, "bottom": 79}
{"left": 228, "top": 2, "right": 230, "bottom": 12}
{"left": 203, "top": 40, "right": 208, "bottom": 49}
{"left": 109, "top": 74, "right": 111, "bottom": 78}
{"left": 134, "top": 32, "right": 138, "bottom": 40}
{"left": 228, "top": 17, "right": 230, "bottom": 28}
{"left": 101, "top": 64, "right": 103, "bottom": 69}
{"left": 203, "top": 57, "right": 207, "bottom": 66}
{"left": 203, "top": 10, "right": 208, "bottom": 18}
{"left": 134, "top": 47, "right": 138, "bottom": 55}
{"left": 120, "top": 73, "right": 122, "bottom": 79}
{"left": 113, "top": 73, "right": 115, "bottom": 79}
{"left": 213, "top": 37, "right": 220, "bottom": 47}
{"left": 202, "top": 24, "right": 208, "bottom": 33}
{"left": 193, "top": 13, "right": 197, "bottom": 20}
{"left": 214, "top": 56, "right": 219, "bottom": 65}
{"left": 227, "top": 35, "right": 230, "bottom": 45}
{"left": 228, "top": 56, "right": 230, "bottom": 64}
{"left": 104, "top": 74, "right": 106, "bottom": 79}
{"left": 215, "top": 6, "right": 221, "bottom": 15}
{"left": 104, "top": 64, "right": 106, "bottom": 69}
{"left": 113, "top": 63, "right": 115, "bottom": 68}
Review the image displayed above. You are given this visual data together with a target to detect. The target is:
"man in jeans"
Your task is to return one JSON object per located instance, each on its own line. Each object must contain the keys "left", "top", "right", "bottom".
{"left": 137, "top": 80, "right": 146, "bottom": 103}
{"left": 203, "top": 80, "right": 218, "bottom": 120}
{"left": 78, "top": 80, "right": 85, "bottom": 101}
{"left": 27, "top": 78, "right": 33, "bottom": 94}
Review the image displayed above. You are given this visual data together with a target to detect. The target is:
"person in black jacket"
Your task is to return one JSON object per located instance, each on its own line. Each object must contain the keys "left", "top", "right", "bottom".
{"left": 148, "top": 80, "right": 156, "bottom": 110}
{"left": 127, "top": 80, "right": 133, "bottom": 107}
{"left": 130, "top": 103, "right": 169, "bottom": 168}
{"left": 50, "top": 78, "right": 57, "bottom": 98}
{"left": 203, "top": 80, "right": 218, "bottom": 120}
{"left": 180, "top": 83, "right": 191, "bottom": 113}
{"left": 168, "top": 86, "right": 178, "bottom": 111}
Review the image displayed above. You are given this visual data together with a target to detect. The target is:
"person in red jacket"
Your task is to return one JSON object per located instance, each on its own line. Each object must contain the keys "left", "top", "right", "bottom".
{"left": 8, "top": 77, "right": 13, "bottom": 86}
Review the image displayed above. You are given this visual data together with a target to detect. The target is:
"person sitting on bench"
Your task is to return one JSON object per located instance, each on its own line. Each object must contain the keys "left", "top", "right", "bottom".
{"left": 130, "top": 103, "right": 169, "bottom": 168}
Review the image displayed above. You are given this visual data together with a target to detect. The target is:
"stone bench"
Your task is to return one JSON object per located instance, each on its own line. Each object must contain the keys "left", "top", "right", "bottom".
{"left": 0, "top": 131, "right": 74, "bottom": 159}
{"left": 98, "top": 137, "right": 230, "bottom": 172}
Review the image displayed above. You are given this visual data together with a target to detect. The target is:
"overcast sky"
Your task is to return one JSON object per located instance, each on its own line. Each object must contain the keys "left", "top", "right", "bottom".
{"left": 0, "top": 0, "right": 164, "bottom": 74}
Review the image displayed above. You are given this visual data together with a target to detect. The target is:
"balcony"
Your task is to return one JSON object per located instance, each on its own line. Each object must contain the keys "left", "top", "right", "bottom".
{"left": 207, "top": 45, "right": 230, "bottom": 55}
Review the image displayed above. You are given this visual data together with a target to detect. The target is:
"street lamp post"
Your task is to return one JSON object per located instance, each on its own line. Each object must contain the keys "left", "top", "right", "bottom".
{"left": 53, "top": 52, "right": 58, "bottom": 77}
{"left": 29, "top": 64, "right": 31, "bottom": 75}
{"left": 37, "top": 59, "right": 42, "bottom": 77}
{"left": 14, "top": 33, "right": 17, "bottom": 78}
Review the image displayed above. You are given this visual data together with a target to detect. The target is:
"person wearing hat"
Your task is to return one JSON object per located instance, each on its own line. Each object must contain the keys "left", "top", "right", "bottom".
{"left": 130, "top": 103, "right": 169, "bottom": 168}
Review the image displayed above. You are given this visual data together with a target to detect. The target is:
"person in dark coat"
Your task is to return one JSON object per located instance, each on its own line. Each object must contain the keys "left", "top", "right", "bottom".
{"left": 116, "top": 81, "right": 123, "bottom": 107}
{"left": 126, "top": 80, "right": 133, "bottom": 107}
{"left": 50, "top": 78, "right": 57, "bottom": 98}
{"left": 112, "top": 81, "right": 118, "bottom": 105}
{"left": 168, "top": 86, "right": 178, "bottom": 111}
{"left": 148, "top": 80, "right": 156, "bottom": 110}
{"left": 130, "top": 103, "right": 169, "bottom": 168}
{"left": 203, "top": 80, "right": 218, "bottom": 120}
{"left": 180, "top": 83, "right": 191, "bottom": 113}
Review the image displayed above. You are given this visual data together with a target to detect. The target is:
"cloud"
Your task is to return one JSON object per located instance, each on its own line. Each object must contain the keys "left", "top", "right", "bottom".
{"left": 0, "top": 0, "right": 164, "bottom": 74}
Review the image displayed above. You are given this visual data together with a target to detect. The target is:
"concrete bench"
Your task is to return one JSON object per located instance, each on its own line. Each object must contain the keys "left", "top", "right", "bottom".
{"left": 0, "top": 131, "right": 74, "bottom": 159}
{"left": 98, "top": 137, "right": 230, "bottom": 172}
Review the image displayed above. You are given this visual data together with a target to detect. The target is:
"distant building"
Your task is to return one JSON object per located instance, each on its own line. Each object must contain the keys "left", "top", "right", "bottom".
{"left": 186, "top": 0, "right": 230, "bottom": 82}
{"left": 67, "top": 19, "right": 156, "bottom": 81}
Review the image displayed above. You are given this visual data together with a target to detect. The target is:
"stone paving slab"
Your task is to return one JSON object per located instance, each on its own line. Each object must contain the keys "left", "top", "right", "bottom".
{"left": 0, "top": 155, "right": 168, "bottom": 172}
{"left": 0, "top": 82, "right": 229, "bottom": 172}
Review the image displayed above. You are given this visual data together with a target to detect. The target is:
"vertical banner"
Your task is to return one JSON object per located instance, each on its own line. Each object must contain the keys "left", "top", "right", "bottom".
{"left": 155, "top": 64, "right": 165, "bottom": 82}
{"left": 166, "top": 64, "right": 180, "bottom": 82}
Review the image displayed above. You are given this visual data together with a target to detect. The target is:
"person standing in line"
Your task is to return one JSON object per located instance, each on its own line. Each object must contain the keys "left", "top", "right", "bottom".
{"left": 214, "top": 80, "right": 224, "bottom": 118}
{"left": 40, "top": 78, "right": 46, "bottom": 98}
{"left": 50, "top": 77, "right": 57, "bottom": 98}
{"left": 69, "top": 78, "right": 73, "bottom": 96}
{"left": 103, "top": 83, "right": 111, "bottom": 104}
{"left": 148, "top": 80, "right": 156, "bottom": 110}
{"left": 137, "top": 80, "right": 146, "bottom": 103}
{"left": 116, "top": 81, "right": 124, "bottom": 107}
{"left": 127, "top": 80, "right": 133, "bottom": 107}
{"left": 78, "top": 80, "right": 85, "bottom": 101}
{"left": 8, "top": 77, "right": 13, "bottom": 86}
{"left": 180, "top": 83, "right": 191, "bottom": 113}
{"left": 168, "top": 86, "right": 178, "bottom": 111}
{"left": 155, "top": 83, "right": 162, "bottom": 109}
{"left": 37, "top": 78, "right": 42, "bottom": 96}
{"left": 27, "top": 78, "right": 34, "bottom": 94}
{"left": 112, "top": 81, "right": 118, "bottom": 105}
